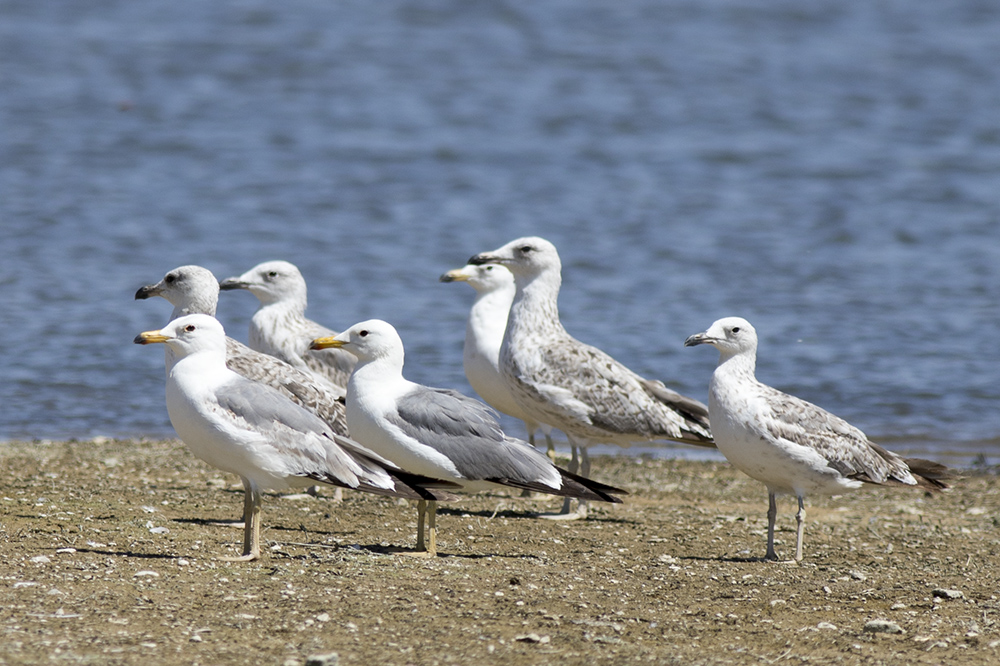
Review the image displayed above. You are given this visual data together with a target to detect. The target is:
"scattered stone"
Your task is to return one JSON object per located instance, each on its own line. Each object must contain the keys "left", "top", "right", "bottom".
{"left": 30, "top": 555, "right": 51, "bottom": 564}
{"left": 305, "top": 653, "right": 339, "bottom": 666}
{"left": 133, "top": 570, "right": 159, "bottom": 578}
{"left": 849, "top": 570, "right": 867, "bottom": 581}
{"left": 932, "top": 589, "right": 964, "bottom": 600}
{"left": 890, "top": 603, "right": 907, "bottom": 610}
{"left": 817, "top": 622, "right": 837, "bottom": 631}
{"left": 864, "top": 620, "right": 903, "bottom": 634}
{"left": 316, "top": 613, "right": 331, "bottom": 623}
{"left": 55, "top": 548, "right": 76, "bottom": 554}
{"left": 515, "top": 633, "right": 550, "bottom": 644}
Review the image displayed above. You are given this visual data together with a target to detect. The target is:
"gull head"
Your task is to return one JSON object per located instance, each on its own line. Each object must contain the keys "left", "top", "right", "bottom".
{"left": 311, "top": 319, "right": 404, "bottom": 364}
{"left": 467, "top": 236, "right": 561, "bottom": 280}
{"left": 134, "top": 314, "right": 228, "bottom": 359}
{"left": 685, "top": 317, "right": 758, "bottom": 356}
{"left": 135, "top": 265, "right": 220, "bottom": 315}
{"left": 439, "top": 263, "right": 514, "bottom": 294}
{"left": 219, "top": 260, "right": 306, "bottom": 306}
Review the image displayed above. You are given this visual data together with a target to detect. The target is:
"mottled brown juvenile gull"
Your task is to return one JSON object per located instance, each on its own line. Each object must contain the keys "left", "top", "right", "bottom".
{"left": 135, "top": 315, "right": 456, "bottom": 561}
{"left": 219, "top": 260, "right": 355, "bottom": 390}
{"left": 685, "top": 316, "right": 949, "bottom": 562}
{"left": 135, "top": 265, "right": 347, "bottom": 434}
{"left": 469, "top": 237, "right": 714, "bottom": 518}
{"left": 310, "top": 320, "right": 626, "bottom": 556}
{"left": 440, "top": 263, "right": 558, "bottom": 459}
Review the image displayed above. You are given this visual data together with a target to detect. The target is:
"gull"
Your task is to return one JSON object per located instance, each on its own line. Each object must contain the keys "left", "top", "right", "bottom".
{"left": 310, "top": 319, "right": 626, "bottom": 556}
{"left": 135, "top": 265, "right": 348, "bottom": 436}
{"left": 685, "top": 316, "right": 950, "bottom": 562}
{"left": 468, "top": 237, "right": 714, "bottom": 518}
{"left": 134, "top": 314, "right": 455, "bottom": 561}
{"left": 219, "top": 260, "right": 356, "bottom": 390}
{"left": 439, "top": 263, "right": 557, "bottom": 459}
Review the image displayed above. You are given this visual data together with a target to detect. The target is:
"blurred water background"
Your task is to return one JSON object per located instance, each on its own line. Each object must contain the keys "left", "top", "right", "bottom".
{"left": 2, "top": 0, "right": 999, "bottom": 464}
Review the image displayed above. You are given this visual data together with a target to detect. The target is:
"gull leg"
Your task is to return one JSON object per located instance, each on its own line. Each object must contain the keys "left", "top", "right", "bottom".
{"left": 406, "top": 500, "right": 437, "bottom": 558}
{"left": 794, "top": 496, "right": 806, "bottom": 563}
{"left": 575, "top": 447, "right": 591, "bottom": 519}
{"left": 544, "top": 431, "right": 556, "bottom": 463}
{"left": 521, "top": 428, "right": 537, "bottom": 498}
{"left": 415, "top": 499, "right": 427, "bottom": 551}
{"left": 541, "top": 443, "right": 585, "bottom": 521}
{"left": 220, "top": 478, "right": 262, "bottom": 562}
{"left": 427, "top": 500, "right": 438, "bottom": 556}
{"left": 559, "top": 445, "right": 581, "bottom": 514}
{"left": 764, "top": 492, "right": 778, "bottom": 562}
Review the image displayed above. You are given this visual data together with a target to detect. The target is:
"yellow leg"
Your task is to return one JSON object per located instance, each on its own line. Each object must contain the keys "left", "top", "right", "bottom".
{"left": 220, "top": 478, "right": 262, "bottom": 562}
{"left": 765, "top": 492, "right": 779, "bottom": 562}
{"left": 794, "top": 496, "right": 806, "bottom": 563}
{"left": 407, "top": 499, "right": 437, "bottom": 558}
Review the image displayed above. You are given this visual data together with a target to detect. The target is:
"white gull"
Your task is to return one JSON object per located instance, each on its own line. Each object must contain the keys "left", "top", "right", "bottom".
{"left": 135, "top": 314, "right": 456, "bottom": 561}
{"left": 685, "top": 316, "right": 949, "bottom": 562}
{"left": 310, "top": 319, "right": 625, "bottom": 556}
{"left": 219, "top": 260, "right": 356, "bottom": 390}
{"left": 439, "top": 263, "right": 557, "bottom": 458}
{"left": 469, "top": 236, "right": 714, "bottom": 518}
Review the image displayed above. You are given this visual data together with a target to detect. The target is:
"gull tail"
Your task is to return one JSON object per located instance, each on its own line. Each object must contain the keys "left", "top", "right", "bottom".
{"left": 903, "top": 457, "right": 954, "bottom": 491}
{"left": 489, "top": 468, "right": 627, "bottom": 504}
{"left": 638, "top": 379, "right": 716, "bottom": 448}
{"left": 306, "top": 470, "right": 460, "bottom": 502}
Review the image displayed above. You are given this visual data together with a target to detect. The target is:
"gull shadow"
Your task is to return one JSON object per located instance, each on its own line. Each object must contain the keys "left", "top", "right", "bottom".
{"left": 679, "top": 554, "right": 771, "bottom": 563}
{"left": 71, "top": 548, "right": 180, "bottom": 560}
{"left": 269, "top": 541, "right": 547, "bottom": 562}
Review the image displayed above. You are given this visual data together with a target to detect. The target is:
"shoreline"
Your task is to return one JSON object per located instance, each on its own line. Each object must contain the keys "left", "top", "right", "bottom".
{"left": 1, "top": 438, "right": 998, "bottom": 665}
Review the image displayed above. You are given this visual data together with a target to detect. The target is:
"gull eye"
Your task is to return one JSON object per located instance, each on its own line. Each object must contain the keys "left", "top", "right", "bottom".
{"left": 165, "top": 274, "right": 176, "bottom": 284}
{"left": 184, "top": 324, "right": 196, "bottom": 332}
{"left": 731, "top": 327, "right": 740, "bottom": 334}
{"left": 267, "top": 271, "right": 278, "bottom": 279}
{"left": 518, "top": 245, "right": 533, "bottom": 254}
{"left": 358, "top": 330, "right": 369, "bottom": 337}
{"left": 484, "top": 266, "right": 493, "bottom": 272}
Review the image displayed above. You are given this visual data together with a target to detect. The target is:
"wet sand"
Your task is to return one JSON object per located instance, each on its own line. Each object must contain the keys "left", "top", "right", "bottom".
{"left": 1, "top": 438, "right": 997, "bottom": 665}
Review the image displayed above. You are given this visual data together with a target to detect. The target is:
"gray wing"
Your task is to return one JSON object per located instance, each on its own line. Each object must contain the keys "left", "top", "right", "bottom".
{"left": 213, "top": 376, "right": 452, "bottom": 498}
{"left": 755, "top": 384, "right": 916, "bottom": 485}
{"left": 518, "top": 337, "right": 713, "bottom": 445}
{"left": 225, "top": 337, "right": 349, "bottom": 435}
{"left": 213, "top": 376, "right": 363, "bottom": 483}
{"left": 300, "top": 318, "right": 357, "bottom": 388}
{"left": 387, "top": 386, "right": 556, "bottom": 484}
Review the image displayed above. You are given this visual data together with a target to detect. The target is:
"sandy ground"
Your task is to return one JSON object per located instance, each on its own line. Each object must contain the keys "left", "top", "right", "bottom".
{"left": 1, "top": 437, "right": 998, "bottom": 666}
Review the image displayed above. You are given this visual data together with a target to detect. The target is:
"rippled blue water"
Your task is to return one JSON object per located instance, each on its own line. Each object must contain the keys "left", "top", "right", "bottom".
{"left": 2, "top": 0, "right": 998, "bottom": 463}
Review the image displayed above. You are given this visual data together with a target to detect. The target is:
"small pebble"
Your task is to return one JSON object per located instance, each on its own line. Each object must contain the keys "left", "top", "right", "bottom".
{"left": 133, "top": 570, "right": 159, "bottom": 578}
{"left": 864, "top": 619, "right": 903, "bottom": 634}
{"left": 305, "top": 653, "right": 339, "bottom": 666}
{"left": 515, "top": 633, "right": 550, "bottom": 644}
{"left": 932, "top": 589, "right": 964, "bottom": 600}
{"left": 30, "top": 555, "right": 51, "bottom": 564}
{"left": 817, "top": 622, "right": 837, "bottom": 631}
